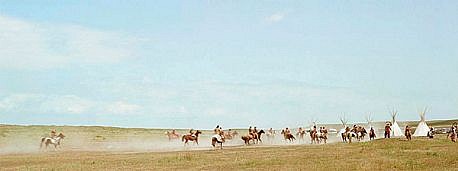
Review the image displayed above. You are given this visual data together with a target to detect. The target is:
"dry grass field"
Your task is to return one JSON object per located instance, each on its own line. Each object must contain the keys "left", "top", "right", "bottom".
{"left": 0, "top": 119, "right": 457, "bottom": 170}
{"left": 0, "top": 136, "right": 457, "bottom": 170}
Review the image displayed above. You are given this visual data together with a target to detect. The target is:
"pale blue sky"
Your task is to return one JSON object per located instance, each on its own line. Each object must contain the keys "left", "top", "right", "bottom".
{"left": 0, "top": 1, "right": 457, "bottom": 129}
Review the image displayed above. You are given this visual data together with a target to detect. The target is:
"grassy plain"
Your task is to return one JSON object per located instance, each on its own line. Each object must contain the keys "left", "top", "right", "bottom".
{"left": 0, "top": 119, "right": 457, "bottom": 170}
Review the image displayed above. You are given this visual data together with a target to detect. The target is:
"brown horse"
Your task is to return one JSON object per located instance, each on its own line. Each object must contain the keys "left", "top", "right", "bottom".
{"left": 368, "top": 128, "right": 376, "bottom": 140}
{"left": 223, "top": 130, "right": 239, "bottom": 140}
{"left": 241, "top": 130, "right": 265, "bottom": 145}
{"left": 212, "top": 131, "right": 225, "bottom": 149}
{"left": 241, "top": 134, "right": 254, "bottom": 145}
{"left": 281, "top": 130, "right": 295, "bottom": 142}
{"left": 182, "top": 130, "right": 202, "bottom": 145}
{"left": 309, "top": 129, "right": 319, "bottom": 144}
{"left": 359, "top": 127, "right": 367, "bottom": 140}
{"left": 165, "top": 130, "right": 180, "bottom": 141}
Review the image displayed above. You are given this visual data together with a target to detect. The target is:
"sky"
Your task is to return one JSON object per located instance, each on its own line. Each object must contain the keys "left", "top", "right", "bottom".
{"left": 0, "top": 1, "right": 457, "bottom": 129}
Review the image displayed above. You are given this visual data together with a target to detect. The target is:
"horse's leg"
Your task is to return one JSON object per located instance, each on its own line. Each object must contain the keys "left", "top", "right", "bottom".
{"left": 40, "top": 138, "right": 45, "bottom": 149}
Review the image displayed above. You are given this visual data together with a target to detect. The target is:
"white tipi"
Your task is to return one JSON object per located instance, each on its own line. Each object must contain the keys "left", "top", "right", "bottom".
{"left": 413, "top": 107, "right": 430, "bottom": 137}
{"left": 390, "top": 109, "right": 403, "bottom": 137}
{"left": 366, "top": 114, "right": 376, "bottom": 134}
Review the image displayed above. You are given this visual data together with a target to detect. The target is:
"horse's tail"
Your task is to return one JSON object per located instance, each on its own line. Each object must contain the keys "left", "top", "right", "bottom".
{"left": 182, "top": 135, "right": 185, "bottom": 142}
{"left": 40, "top": 137, "right": 45, "bottom": 148}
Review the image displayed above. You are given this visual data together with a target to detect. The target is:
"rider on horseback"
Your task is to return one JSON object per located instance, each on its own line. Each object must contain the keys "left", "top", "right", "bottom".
{"left": 189, "top": 129, "right": 196, "bottom": 137}
{"left": 285, "top": 127, "right": 291, "bottom": 135}
{"left": 50, "top": 129, "right": 57, "bottom": 139}
{"left": 214, "top": 125, "right": 221, "bottom": 134}
{"left": 249, "top": 126, "right": 256, "bottom": 137}
{"left": 322, "top": 127, "right": 328, "bottom": 135}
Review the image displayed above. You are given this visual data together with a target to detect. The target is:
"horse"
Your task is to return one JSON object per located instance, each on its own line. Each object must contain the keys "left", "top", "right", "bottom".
{"left": 359, "top": 127, "right": 367, "bottom": 140}
{"left": 241, "top": 134, "right": 255, "bottom": 145}
{"left": 266, "top": 129, "right": 276, "bottom": 143}
{"left": 164, "top": 130, "right": 180, "bottom": 141}
{"left": 309, "top": 129, "right": 319, "bottom": 144}
{"left": 232, "top": 131, "right": 239, "bottom": 138}
{"left": 296, "top": 130, "right": 306, "bottom": 142}
{"left": 281, "top": 130, "right": 295, "bottom": 143}
{"left": 316, "top": 131, "right": 328, "bottom": 144}
{"left": 347, "top": 132, "right": 357, "bottom": 143}
{"left": 340, "top": 129, "right": 348, "bottom": 142}
{"left": 241, "top": 130, "right": 265, "bottom": 145}
{"left": 256, "top": 130, "right": 265, "bottom": 143}
{"left": 341, "top": 127, "right": 356, "bottom": 143}
{"left": 223, "top": 130, "right": 239, "bottom": 140}
{"left": 182, "top": 130, "right": 202, "bottom": 145}
{"left": 212, "top": 131, "right": 225, "bottom": 149}
{"left": 40, "top": 133, "right": 65, "bottom": 150}
{"left": 368, "top": 128, "right": 376, "bottom": 140}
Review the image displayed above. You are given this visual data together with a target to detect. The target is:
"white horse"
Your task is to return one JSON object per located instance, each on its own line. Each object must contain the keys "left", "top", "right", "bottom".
{"left": 211, "top": 133, "right": 225, "bottom": 149}
{"left": 40, "top": 133, "right": 65, "bottom": 150}
{"left": 266, "top": 130, "right": 276, "bottom": 143}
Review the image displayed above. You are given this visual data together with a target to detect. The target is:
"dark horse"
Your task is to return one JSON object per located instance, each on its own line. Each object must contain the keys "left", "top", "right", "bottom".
{"left": 182, "top": 130, "right": 202, "bottom": 145}
{"left": 369, "top": 128, "right": 376, "bottom": 140}
{"left": 241, "top": 130, "right": 265, "bottom": 145}
{"left": 281, "top": 130, "right": 296, "bottom": 142}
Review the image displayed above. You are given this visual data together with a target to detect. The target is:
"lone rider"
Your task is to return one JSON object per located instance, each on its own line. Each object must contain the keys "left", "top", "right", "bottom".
{"left": 50, "top": 129, "right": 57, "bottom": 139}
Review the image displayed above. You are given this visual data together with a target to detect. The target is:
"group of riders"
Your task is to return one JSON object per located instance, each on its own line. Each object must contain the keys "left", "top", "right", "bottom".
{"left": 42, "top": 122, "right": 457, "bottom": 150}
{"left": 164, "top": 121, "right": 458, "bottom": 146}
{"left": 341, "top": 125, "right": 374, "bottom": 143}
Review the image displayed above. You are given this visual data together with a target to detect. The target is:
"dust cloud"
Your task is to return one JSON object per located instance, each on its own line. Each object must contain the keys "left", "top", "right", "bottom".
{"left": 0, "top": 125, "right": 382, "bottom": 155}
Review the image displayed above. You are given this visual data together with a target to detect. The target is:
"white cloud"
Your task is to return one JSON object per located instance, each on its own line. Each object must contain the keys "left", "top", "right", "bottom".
{"left": 0, "top": 15, "right": 139, "bottom": 70}
{"left": 265, "top": 12, "right": 285, "bottom": 23}
{"left": 106, "top": 101, "right": 142, "bottom": 115}
{"left": 0, "top": 94, "right": 43, "bottom": 112}
{"left": 0, "top": 93, "right": 142, "bottom": 115}
{"left": 39, "top": 95, "right": 93, "bottom": 114}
